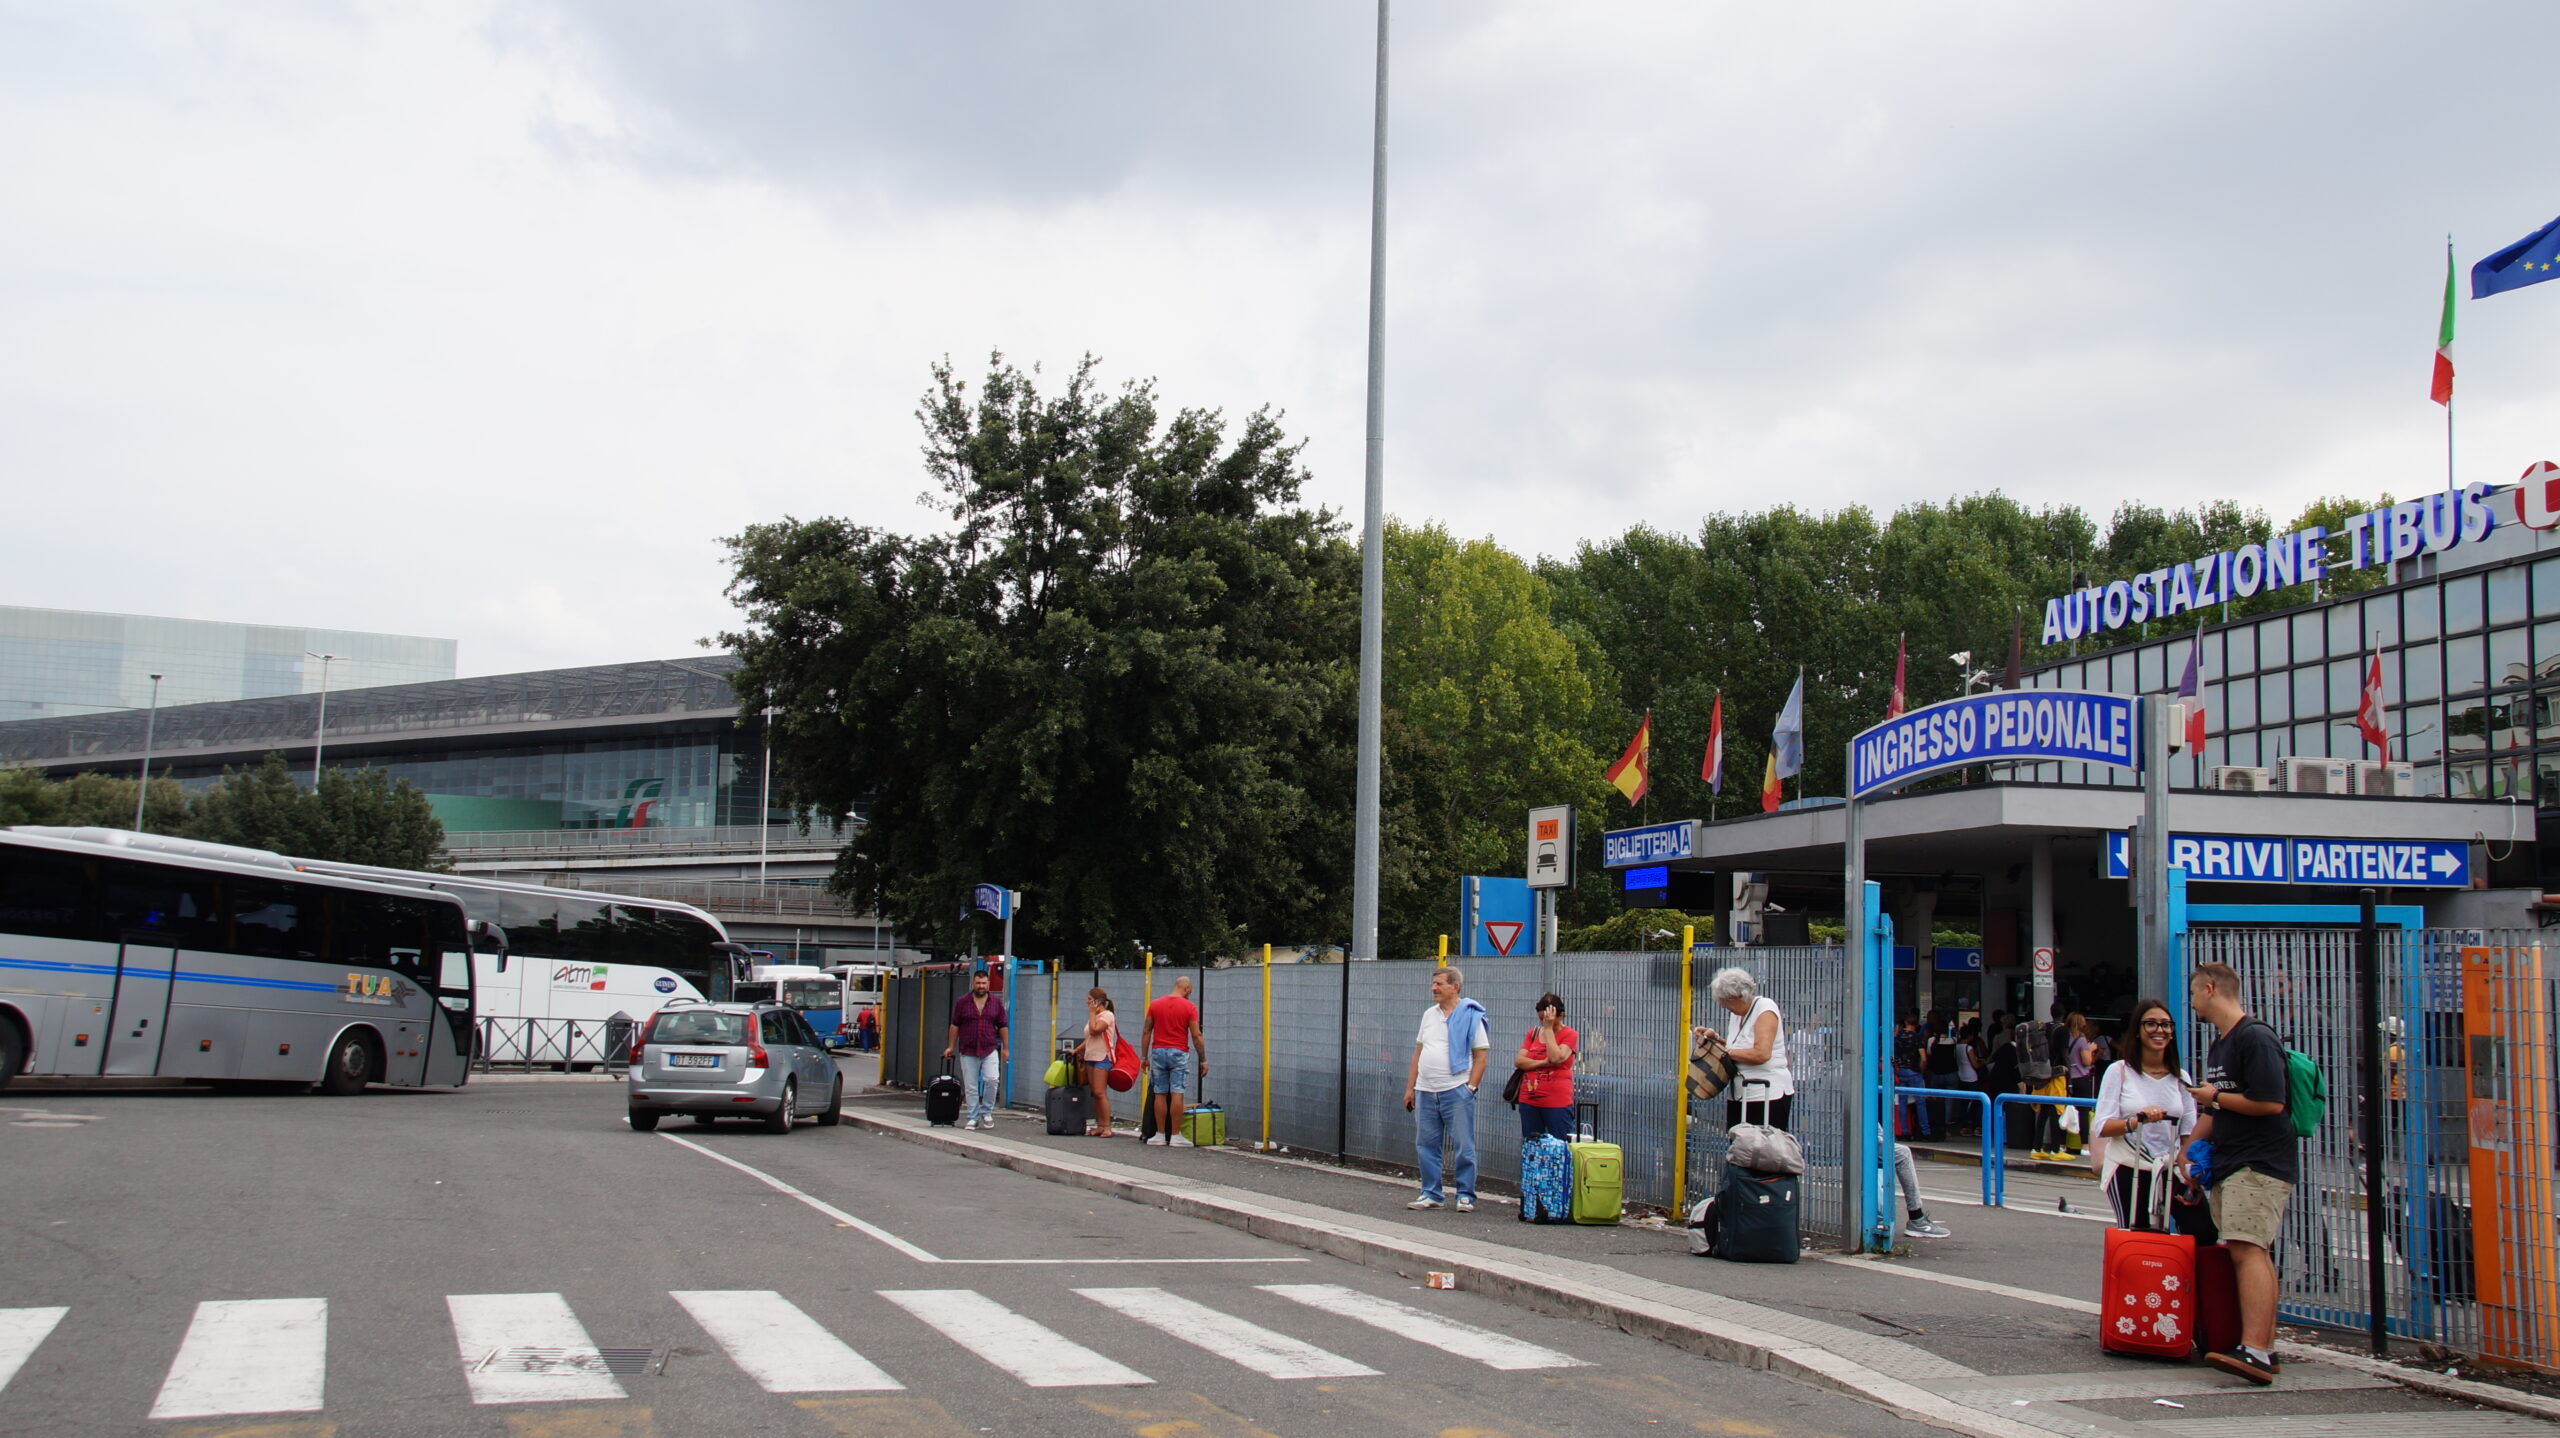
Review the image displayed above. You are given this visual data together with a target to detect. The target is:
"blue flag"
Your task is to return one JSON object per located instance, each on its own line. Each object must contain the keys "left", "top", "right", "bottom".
{"left": 2473, "top": 214, "right": 2560, "bottom": 299}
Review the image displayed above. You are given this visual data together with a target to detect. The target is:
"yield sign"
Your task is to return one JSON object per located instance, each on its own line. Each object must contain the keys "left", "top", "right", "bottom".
{"left": 1483, "top": 921, "right": 1525, "bottom": 955}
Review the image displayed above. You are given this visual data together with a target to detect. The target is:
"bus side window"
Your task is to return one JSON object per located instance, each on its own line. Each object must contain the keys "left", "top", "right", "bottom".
{"left": 223, "top": 879, "right": 321, "bottom": 961}
{"left": 0, "top": 846, "right": 94, "bottom": 940}
{"left": 98, "top": 860, "right": 216, "bottom": 948}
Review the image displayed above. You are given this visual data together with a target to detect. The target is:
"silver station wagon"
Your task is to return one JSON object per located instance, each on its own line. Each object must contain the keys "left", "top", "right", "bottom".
{"left": 626, "top": 1000, "right": 843, "bottom": 1134}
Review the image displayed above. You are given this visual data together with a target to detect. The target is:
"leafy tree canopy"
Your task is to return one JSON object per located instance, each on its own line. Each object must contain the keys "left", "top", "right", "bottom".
{"left": 1, "top": 754, "right": 445, "bottom": 870}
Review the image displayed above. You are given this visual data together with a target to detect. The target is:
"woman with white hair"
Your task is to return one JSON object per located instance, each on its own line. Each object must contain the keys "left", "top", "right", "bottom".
{"left": 1694, "top": 966, "right": 1793, "bottom": 1131}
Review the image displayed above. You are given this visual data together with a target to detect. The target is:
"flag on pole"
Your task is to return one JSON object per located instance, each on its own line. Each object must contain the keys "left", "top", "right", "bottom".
{"left": 1770, "top": 671, "right": 1805, "bottom": 779}
{"left": 2001, "top": 612, "right": 2024, "bottom": 690}
{"left": 1759, "top": 750, "right": 1782, "bottom": 813}
{"left": 2175, "top": 633, "right": 2207, "bottom": 749}
{"left": 2433, "top": 243, "right": 2458, "bottom": 405}
{"left": 2472, "top": 213, "right": 2560, "bottom": 299}
{"left": 1885, "top": 635, "right": 1907, "bottom": 720}
{"left": 1606, "top": 712, "right": 1652, "bottom": 803}
{"left": 1702, "top": 691, "right": 1725, "bottom": 793}
{"left": 2356, "top": 655, "right": 2389, "bottom": 757}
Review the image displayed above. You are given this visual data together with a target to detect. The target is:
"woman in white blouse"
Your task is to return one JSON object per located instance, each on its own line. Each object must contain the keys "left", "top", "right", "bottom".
{"left": 2093, "top": 996, "right": 2198, "bottom": 1228}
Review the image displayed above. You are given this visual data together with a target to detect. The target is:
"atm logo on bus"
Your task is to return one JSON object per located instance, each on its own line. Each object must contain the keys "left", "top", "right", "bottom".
{"left": 553, "top": 964, "right": 610, "bottom": 991}
{"left": 341, "top": 973, "right": 410, "bottom": 1006}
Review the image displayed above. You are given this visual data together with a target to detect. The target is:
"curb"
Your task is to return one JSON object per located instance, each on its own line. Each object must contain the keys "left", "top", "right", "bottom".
{"left": 848, "top": 1109, "right": 2051, "bottom": 1438}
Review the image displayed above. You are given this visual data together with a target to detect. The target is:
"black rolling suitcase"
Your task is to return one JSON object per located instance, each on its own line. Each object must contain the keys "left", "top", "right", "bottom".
{"left": 924, "top": 1060, "right": 965, "bottom": 1127}
{"left": 1046, "top": 1082, "right": 1088, "bottom": 1136}
{"left": 1716, "top": 1087, "right": 1801, "bottom": 1263}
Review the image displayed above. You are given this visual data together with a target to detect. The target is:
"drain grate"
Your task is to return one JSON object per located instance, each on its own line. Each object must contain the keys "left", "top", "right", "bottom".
{"left": 476, "top": 1347, "right": 668, "bottom": 1377}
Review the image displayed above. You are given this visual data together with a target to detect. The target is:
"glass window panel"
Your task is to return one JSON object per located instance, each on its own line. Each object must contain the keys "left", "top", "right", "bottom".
{"left": 2403, "top": 641, "right": 2441, "bottom": 701}
{"left": 2258, "top": 618, "right": 2290, "bottom": 669}
{"left": 2260, "top": 675, "right": 2290, "bottom": 724}
{"left": 2225, "top": 624, "right": 2256, "bottom": 674}
{"left": 2538, "top": 557, "right": 2560, "bottom": 618}
{"left": 2492, "top": 626, "right": 2530, "bottom": 688}
{"left": 2491, "top": 565, "right": 2530, "bottom": 626}
{"left": 2294, "top": 611, "right": 2325, "bottom": 661}
{"left": 2405, "top": 703, "right": 2443, "bottom": 763}
{"left": 2446, "top": 696, "right": 2491, "bottom": 760}
{"left": 2223, "top": 730, "right": 2257, "bottom": 768}
{"left": 2404, "top": 585, "right": 2440, "bottom": 641}
{"left": 2449, "top": 760, "right": 2488, "bottom": 799}
{"left": 2445, "top": 574, "right": 2485, "bottom": 633}
{"left": 2202, "top": 735, "right": 2227, "bottom": 769}
{"left": 2538, "top": 689, "right": 2560, "bottom": 747}
{"left": 2296, "top": 666, "right": 2327, "bottom": 717}
{"left": 2447, "top": 633, "right": 2485, "bottom": 694}
{"left": 2328, "top": 657, "right": 2360, "bottom": 714}
{"left": 2364, "top": 594, "right": 2401, "bottom": 649}
{"left": 2330, "top": 602, "right": 2364, "bottom": 654}
{"left": 2225, "top": 678, "right": 2257, "bottom": 728}
{"left": 2138, "top": 645, "right": 2165, "bottom": 692}
{"left": 2294, "top": 721, "right": 2327, "bottom": 759}
{"left": 2540, "top": 621, "right": 2560, "bottom": 686}
{"left": 2194, "top": 631, "right": 2221, "bottom": 680}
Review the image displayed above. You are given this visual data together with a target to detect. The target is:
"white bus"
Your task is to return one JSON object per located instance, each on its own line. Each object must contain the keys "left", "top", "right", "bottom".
{"left": 0, "top": 827, "right": 478, "bottom": 1093}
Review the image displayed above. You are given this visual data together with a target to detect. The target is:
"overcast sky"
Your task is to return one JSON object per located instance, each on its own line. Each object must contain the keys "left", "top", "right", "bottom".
{"left": 5, "top": 2, "right": 2556, "bottom": 678}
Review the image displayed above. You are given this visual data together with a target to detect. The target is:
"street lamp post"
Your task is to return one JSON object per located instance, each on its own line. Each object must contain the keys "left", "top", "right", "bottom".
{"left": 1349, "top": 0, "right": 1391, "bottom": 963}
{"left": 132, "top": 672, "right": 163, "bottom": 831}
{"left": 758, "top": 704, "right": 778, "bottom": 884}
{"left": 304, "top": 652, "right": 338, "bottom": 786}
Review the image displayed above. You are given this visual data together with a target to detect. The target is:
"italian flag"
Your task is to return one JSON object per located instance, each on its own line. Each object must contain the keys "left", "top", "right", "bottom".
{"left": 2432, "top": 243, "right": 2456, "bottom": 406}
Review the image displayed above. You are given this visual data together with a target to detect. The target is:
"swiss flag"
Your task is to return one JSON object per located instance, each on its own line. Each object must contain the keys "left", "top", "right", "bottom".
{"left": 2356, "top": 654, "right": 2389, "bottom": 757}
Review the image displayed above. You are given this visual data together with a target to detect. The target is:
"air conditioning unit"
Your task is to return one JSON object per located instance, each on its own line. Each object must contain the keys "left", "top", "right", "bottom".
{"left": 2278, "top": 757, "right": 2350, "bottom": 794}
{"left": 2354, "top": 760, "right": 2417, "bottom": 797}
{"left": 2211, "top": 766, "right": 2272, "bottom": 792}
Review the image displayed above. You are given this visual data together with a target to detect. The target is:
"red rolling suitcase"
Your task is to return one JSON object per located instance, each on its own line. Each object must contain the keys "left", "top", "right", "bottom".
{"left": 2193, "top": 1241, "right": 2241, "bottom": 1358}
{"left": 2099, "top": 1143, "right": 2195, "bottom": 1359}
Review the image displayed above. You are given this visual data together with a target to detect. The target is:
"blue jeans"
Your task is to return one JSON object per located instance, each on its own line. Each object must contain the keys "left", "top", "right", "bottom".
{"left": 1519, "top": 1101, "right": 1574, "bottom": 1142}
{"left": 956, "top": 1051, "right": 1001, "bottom": 1124}
{"left": 1415, "top": 1087, "right": 1478, "bottom": 1202}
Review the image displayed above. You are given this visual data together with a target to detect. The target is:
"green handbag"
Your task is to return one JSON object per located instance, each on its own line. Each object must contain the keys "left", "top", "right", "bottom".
{"left": 1043, "top": 1058, "right": 1074, "bottom": 1088}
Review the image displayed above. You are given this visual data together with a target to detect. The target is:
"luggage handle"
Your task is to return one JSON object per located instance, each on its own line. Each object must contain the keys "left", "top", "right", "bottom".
{"left": 1574, "top": 1100, "right": 1599, "bottom": 1143}
{"left": 1737, "top": 1078, "right": 1776, "bottom": 1128}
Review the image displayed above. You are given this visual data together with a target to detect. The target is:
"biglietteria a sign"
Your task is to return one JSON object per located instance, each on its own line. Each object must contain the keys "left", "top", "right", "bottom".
{"left": 1851, "top": 690, "right": 2139, "bottom": 799}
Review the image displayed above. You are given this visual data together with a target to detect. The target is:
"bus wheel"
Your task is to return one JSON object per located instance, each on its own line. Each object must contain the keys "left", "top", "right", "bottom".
{"left": 0, "top": 1017, "right": 23, "bottom": 1093}
{"left": 318, "top": 1031, "right": 379, "bottom": 1096}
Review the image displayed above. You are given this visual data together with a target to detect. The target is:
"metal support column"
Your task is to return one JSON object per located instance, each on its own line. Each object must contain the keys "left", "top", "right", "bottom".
{"left": 2134, "top": 694, "right": 2173, "bottom": 1003}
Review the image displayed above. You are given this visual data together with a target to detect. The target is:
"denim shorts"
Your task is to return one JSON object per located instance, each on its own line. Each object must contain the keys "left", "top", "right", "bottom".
{"left": 1148, "top": 1047, "right": 1191, "bottom": 1091}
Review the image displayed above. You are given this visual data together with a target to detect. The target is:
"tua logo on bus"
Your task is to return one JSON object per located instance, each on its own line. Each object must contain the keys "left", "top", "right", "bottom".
{"left": 341, "top": 973, "right": 408, "bottom": 1006}
{"left": 552, "top": 964, "right": 610, "bottom": 991}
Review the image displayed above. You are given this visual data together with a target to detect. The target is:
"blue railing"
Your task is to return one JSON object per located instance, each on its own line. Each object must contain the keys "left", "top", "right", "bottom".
{"left": 1892, "top": 1087, "right": 2099, "bottom": 1208}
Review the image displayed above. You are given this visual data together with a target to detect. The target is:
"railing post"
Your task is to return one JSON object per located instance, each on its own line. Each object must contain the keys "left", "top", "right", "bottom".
{"left": 1672, "top": 925, "right": 1696, "bottom": 1218}
{"left": 2357, "top": 887, "right": 2387, "bottom": 1357}
{"left": 1260, "top": 942, "right": 1273, "bottom": 1151}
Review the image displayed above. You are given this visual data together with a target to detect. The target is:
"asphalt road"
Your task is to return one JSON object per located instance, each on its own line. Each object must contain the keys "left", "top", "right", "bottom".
{"left": 0, "top": 1071, "right": 1941, "bottom": 1438}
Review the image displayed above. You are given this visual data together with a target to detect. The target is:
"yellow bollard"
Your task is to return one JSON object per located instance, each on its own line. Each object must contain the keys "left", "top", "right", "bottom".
{"left": 1437, "top": 933, "right": 1448, "bottom": 966}
{"left": 1261, "top": 942, "right": 1274, "bottom": 1150}
{"left": 1671, "top": 924, "right": 1697, "bottom": 1216}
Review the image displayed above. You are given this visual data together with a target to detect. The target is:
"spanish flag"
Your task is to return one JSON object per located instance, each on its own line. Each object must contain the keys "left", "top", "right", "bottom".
{"left": 1606, "top": 712, "right": 1651, "bottom": 803}
{"left": 1760, "top": 750, "right": 1782, "bottom": 812}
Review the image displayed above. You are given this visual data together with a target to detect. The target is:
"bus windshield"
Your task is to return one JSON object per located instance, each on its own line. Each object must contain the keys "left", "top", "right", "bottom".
{"left": 780, "top": 979, "right": 838, "bottom": 1011}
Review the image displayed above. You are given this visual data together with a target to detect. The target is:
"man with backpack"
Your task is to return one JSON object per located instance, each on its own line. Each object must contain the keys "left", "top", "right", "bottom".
{"left": 2187, "top": 961, "right": 2300, "bottom": 1386}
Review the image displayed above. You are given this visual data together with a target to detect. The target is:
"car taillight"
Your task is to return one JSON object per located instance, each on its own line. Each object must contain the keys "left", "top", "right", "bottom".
{"left": 747, "top": 1034, "right": 769, "bottom": 1069}
{"left": 629, "top": 1017, "right": 655, "bottom": 1070}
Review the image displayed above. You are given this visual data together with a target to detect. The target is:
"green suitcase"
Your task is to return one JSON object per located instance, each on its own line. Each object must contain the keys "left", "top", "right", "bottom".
{"left": 1183, "top": 1101, "right": 1226, "bottom": 1147}
{"left": 1570, "top": 1140, "right": 1622, "bottom": 1224}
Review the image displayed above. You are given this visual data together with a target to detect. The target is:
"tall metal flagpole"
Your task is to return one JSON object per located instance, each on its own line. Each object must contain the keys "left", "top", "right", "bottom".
{"left": 1350, "top": 0, "right": 1391, "bottom": 962}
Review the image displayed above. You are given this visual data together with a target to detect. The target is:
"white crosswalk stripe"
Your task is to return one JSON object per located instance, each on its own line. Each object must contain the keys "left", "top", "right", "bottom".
{"left": 1259, "top": 1283, "right": 1586, "bottom": 1370}
{"left": 0, "top": 1307, "right": 66, "bottom": 1397}
{"left": 882, "top": 1289, "right": 1152, "bottom": 1387}
{"left": 1076, "top": 1287, "right": 1378, "bottom": 1379}
{"left": 447, "top": 1292, "right": 626, "bottom": 1405}
{"left": 149, "top": 1298, "right": 328, "bottom": 1419}
{"left": 672, "top": 1289, "right": 903, "bottom": 1393}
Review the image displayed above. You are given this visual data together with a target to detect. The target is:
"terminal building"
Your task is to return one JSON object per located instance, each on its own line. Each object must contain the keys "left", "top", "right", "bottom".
{"left": 0, "top": 654, "right": 905, "bottom": 965}
{"left": 0, "top": 605, "right": 455, "bottom": 722}
{"left": 1612, "top": 476, "right": 2560, "bottom": 1023}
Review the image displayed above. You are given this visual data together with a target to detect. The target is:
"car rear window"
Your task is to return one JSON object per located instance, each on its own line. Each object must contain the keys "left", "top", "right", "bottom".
{"left": 652, "top": 1011, "right": 747, "bottom": 1045}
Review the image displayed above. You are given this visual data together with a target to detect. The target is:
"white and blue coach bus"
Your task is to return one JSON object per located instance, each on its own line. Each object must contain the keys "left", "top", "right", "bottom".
{"left": 0, "top": 827, "right": 479, "bottom": 1094}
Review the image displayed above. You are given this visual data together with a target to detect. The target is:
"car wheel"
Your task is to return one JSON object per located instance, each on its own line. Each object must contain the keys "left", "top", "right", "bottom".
{"left": 764, "top": 1080, "right": 797, "bottom": 1134}
{"left": 628, "top": 1108, "right": 661, "bottom": 1132}
{"left": 815, "top": 1074, "right": 843, "bottom": 1127}
{"left": 317, "top": 1030, "right": 378, "bottom": 1096}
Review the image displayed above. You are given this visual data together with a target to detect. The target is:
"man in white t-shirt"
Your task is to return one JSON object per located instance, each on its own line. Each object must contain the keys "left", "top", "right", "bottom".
{"left": 1402, "top": 966, "right": 1490, "bottom": 1212}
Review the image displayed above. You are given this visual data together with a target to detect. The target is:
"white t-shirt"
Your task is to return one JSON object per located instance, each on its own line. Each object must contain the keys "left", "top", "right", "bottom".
{"left": 2096, "top": 1060, "right": 2197, "bottom": 1161}
{"left": 1722, "top": 996, "right": 1794, "bottom": 1099}
{"left": 1414, "top": 1005, "right": 1490, "bottom": 1093}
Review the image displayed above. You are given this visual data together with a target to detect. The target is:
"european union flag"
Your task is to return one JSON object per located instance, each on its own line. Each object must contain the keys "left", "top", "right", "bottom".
{"left": 2473, "top": 213, "right": 2560, "bottom": 298}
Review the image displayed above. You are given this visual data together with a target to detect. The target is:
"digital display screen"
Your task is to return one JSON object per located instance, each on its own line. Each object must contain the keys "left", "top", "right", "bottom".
{"left": 1623, "top": 865, "right": 1667, "bottom": 890}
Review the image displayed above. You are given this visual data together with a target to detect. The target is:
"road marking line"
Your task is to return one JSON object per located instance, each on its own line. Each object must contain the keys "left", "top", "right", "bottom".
{"left": 147, "top": 1297, "right": 328, "bottom": 1419}
{"left": 1258, "top": 1284, "right": 1585, "bottom": 1371}
{"left": 447, "top": 1293, "right": 626, "bottom": 1404}
{"left": 658, "top": 1132, "right": 1303, "bottom": 1265}
{"left": 1075, "top": 1287, "right": 1377, "bottom": 1380}
{"left": 0, "top": 1307, "right": 66, "bottom": 1397}
{"left": 1816, "top": 1254, "right": 2100, "bottom": 1314}
{"left": 880, "top": 1290, "right": 1151, "bottom": 1388}
{"left": 670, "top": 1290, "right": 903, "bottom": 1393}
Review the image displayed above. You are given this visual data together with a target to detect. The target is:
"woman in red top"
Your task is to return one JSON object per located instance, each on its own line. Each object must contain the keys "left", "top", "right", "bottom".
{"left": 1514, "top": 992, "right": 1578, "bottom": 1142}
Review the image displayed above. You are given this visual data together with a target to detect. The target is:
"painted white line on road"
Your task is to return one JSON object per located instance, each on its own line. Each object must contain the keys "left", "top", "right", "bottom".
{"left": 447, "top": 1293, "right": 626, "bottom": 1405}
{"left": 148, "top": 1298, "right": 327, "bottom": 1419}
{"left": 659, "top": 1132, "right": 1305, "bottom": 1265}
{"left": 1259, "top": 1284, "right": 1585, "bottom": 1371}
{"left": 1076, "top": 1287, "right": 1377, "bottom": 1380}
{"left": 671, "top": 1290, "right": 903, "bottom": 1393}
{"left": 1817, "top": 1253, "right": 2100, "bottom": 1314}
{"left": 881, "top": 1289, "right": 1151, "bottom": 1388}
{"left": 0, "top": 1308, "right": 66, "bottom": 1397}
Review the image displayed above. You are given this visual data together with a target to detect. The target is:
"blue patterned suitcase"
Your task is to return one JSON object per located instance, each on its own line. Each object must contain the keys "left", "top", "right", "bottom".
{"left": 1519, "top": 1135, "right": 1572, "bottom": 1223}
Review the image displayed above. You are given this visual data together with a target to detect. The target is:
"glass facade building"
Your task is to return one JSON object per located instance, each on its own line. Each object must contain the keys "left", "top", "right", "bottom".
{"left": 0, "top": 605, "right": 455, "bottom": 722}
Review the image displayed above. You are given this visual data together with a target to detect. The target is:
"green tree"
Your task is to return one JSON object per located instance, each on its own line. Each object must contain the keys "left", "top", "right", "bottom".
{"left": 0, "top": 768, "right": 192, "bottom": 833}
{"left": 183, "top": 754, "right": 446, "bottom": 869}
{"left": 1559, "top": 907, "right": 1710, "bottom": 952}
{"left": 722, "top": 353, "right": 1358, "bottom": 961}
{"left": 185, "top": 754, "right": 323, "bottom": 855}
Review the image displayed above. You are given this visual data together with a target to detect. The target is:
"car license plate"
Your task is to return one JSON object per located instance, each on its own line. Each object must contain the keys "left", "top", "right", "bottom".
{"left": 669, "top": 1054, "right": 720, "bottom": 1068}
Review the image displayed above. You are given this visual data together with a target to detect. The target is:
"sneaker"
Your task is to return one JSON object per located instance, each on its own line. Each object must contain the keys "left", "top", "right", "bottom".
{"left": 1906, "top": 1216, "right": 1952, "bottom": 1238}
{"left": 2203, "top": 1348, "right": 2279, "bottom": 1386}
{"left": 1454, "top": 1197, "right": 1475, "bottom": 1213}
{"left": 1406, "top": 1196, "right": 1443, "bottom": 1210}
{"left": 1170, "top": 1134, "right": 1195, "bottom": 1148}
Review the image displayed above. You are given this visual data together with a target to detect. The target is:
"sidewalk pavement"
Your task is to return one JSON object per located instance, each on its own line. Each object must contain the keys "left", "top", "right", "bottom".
{"left": 842, "top": 1076, "right": 2560, "bottom": 1438}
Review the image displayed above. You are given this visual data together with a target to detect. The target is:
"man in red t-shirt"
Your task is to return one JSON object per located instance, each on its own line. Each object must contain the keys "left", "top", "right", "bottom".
{"left": 1143, "top": 975, "right": 1208, "bottom": 1145}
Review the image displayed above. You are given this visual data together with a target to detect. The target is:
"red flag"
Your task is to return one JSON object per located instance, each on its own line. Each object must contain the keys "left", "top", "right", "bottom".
{"left": 2356, "top": 655, "right": 2389, "bottom": 756}
{"left": 1606, "top": 712, "right": 1652, "bottom": 803}
{"left": 1885, "top": 635, "right": 1907, "bottom": 720}
{"left": 1702, "top": 692, "right": 1725, "bottom": 793}
{"left": 2176, "top": 632, "right": 2207, "bottom": 749}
